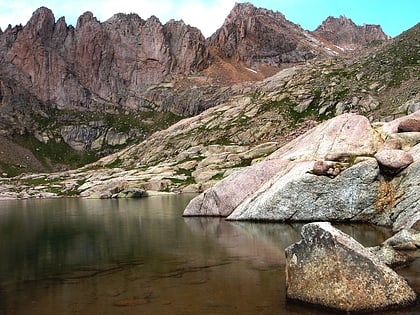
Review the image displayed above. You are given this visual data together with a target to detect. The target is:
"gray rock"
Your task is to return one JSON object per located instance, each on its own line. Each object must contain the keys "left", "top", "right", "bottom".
{"left": 391, "top": 159, "right": 420, "bottom": 231}
{"left": 398, "top": 118, "right": 420, "bottom": 132}
{"left": 369, "top": 245, "right": 412, "bottom": 267}
{"left": 117, "top": 188, "right": 146, "bottom": 198}
{"left": 285, "top": 222, "right": 417, "bottom": 312}
{"left": 227, "top": 158, "right": 380, "bottom": 222}
{"left": 383, "top": 229, "right": 420, "bottom": 250}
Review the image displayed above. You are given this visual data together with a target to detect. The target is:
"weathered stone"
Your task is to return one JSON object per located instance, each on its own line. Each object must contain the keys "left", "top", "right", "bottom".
{"left": 183, "top": 159, "right": 287, "bottom": 216}
{"left": 228, "top": 158, "right": 380, "bottom": 222}
{"left": 369, "top": 245, "right": 412, "bottom": 267}
{"left": 285, "top": 222, "right": 417, "bottom": 312}
{"left": 398, "top": 118, "right": 420, "bottom": 132}
{"left": 383, "top": 229, "right": 420, "bottom": 250}
{"left": 269, "top": 113, "right": 381, "bottom": 161}
{"left": 374, "top": 149, "right": 413, "bottom": 174}
{"left": 380, "top": 111, "right": 420, "bottom": 135}
{"left": 311, "top": 160, "right": 330, "bottom": 175}
{"left": 383, "top": 138, "right": 402, "bottom": 150}
{"left": 391, "top": 154, "right": 420, "bottom": 231}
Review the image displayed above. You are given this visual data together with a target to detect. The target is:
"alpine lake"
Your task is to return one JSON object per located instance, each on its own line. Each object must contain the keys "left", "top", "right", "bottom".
{"left": 0, "top": 195, "right": 418, "bottom": 314}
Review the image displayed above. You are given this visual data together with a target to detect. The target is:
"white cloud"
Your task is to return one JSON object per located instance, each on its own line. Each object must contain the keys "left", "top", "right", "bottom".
{"left": 174, "top": 0, "right": 237, "bottom": 37}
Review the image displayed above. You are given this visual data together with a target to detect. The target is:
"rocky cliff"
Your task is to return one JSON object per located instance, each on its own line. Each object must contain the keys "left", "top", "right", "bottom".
{"left": 1, "top": 7, "right": 211, "bottom": 115}
{"left": 0, "top": 3, "right": 402, "bottom": 175}
{"left": 208, "top": 3, "right": 330, "bottom": 71}
{"left": 0, "top": 21, "right": 417, "bottom": 201}
{"left": 313, "top": 15, "right": 391, "bottom": 50}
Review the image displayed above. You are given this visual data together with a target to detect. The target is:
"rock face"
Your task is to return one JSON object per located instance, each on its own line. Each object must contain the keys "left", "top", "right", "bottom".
{"left": 227, "top": 158, "right": 381, "bottom": 222}
{"left": 184, "top": 111, "right": 420, "bottom": 230}
{"left": 208, "top": 3, "right": 331, "bottom": 69}
{"left": 1, "top": 7, "right": 209, "bottom": 112}
{"left": 285, "top": 222, "right": 417, "bottom": 312}
{"left": 0, "top": 2, "right": 399, "bottom": 172}
{"left": 313, "top": 15, "right": 390, "bottom": 50}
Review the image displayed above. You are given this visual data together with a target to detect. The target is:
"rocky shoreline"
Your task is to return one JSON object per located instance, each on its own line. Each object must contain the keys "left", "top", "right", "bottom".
{"left": 184, "top": 111, "right": 420, "bottom": 232}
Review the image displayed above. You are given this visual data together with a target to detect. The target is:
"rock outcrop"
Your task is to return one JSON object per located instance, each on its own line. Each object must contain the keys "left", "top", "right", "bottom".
{"left": 184, "top": 111, "right": 420, "bottom": 230}
{"left": 285, "top": 222, "right": 417, "bottom": 312}
{"left": 208, "top": 3, "right": 332, "bottom": 70}
{"left": 313, "top": 15, "right": 390, "bottom": 50}
{"left": 1, "top": 7, "right": 209, "bottom": 113}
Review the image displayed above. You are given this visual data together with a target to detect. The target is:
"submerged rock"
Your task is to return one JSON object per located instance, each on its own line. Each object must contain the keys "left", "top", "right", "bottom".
{"left": 285, "top": 222, "right": 417, "bottom": 312}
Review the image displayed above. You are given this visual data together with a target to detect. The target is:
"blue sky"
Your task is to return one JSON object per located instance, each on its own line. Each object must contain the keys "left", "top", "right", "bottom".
{"left": 0, "top": 0, "right": 418, "bottom": 38}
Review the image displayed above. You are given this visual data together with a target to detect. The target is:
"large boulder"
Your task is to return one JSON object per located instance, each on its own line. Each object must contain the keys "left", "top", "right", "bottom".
{"left": 183, "top": 159, "right": 287, "bottom": 216}
{"left": 391, "top": 143, "right": 420, "bottom": 231}
{"left": 285, "top": 222, "right": 417, "bottom": 312}
{"left": 183, "top": 112, "right": 420, "bottom": 230}
{"left": 227, "top": 158, "right": 382, "bottom": 222}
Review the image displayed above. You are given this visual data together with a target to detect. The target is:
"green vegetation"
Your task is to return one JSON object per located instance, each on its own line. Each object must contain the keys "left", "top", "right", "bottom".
{"left": 14, "top": 135, "right": 97, "bottom": 170}
{"left": 164, "top": 176, "right": 196, "bottom": 185}
{"left": 210, "top": 172, "right": 225, "bottom": 180}
{"left": 105, "top": 157, "right": 123, "bottom": 168}
{"left": 34, "top": 108, "right": 182, "bottom": 135}
{"left": 0, "top": 161, "right": 23, "bottom": 177}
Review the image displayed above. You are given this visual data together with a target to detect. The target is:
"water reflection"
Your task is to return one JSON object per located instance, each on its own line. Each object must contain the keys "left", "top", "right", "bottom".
{"left": 0, "top": 196, "right": 417, "bottom": 315}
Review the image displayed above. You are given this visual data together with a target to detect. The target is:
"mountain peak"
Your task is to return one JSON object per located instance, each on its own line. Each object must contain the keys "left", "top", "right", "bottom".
{"left": 208, "top": 2, "right": 329, "bottom": 74}
{"left": 25, "top": 7, "right": 55, "bottom": 37}
{"left": 313, "top": 15, "right": 390, "bottom": 50}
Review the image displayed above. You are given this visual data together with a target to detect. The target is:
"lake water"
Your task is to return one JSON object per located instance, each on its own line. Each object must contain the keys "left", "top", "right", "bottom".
{"left": 0, "top": 195, "right": 418, "bottom": 314}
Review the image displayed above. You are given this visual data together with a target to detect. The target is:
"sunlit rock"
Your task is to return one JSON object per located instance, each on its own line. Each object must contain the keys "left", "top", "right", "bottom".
{"left": 285, "top": 222, "right": 417, "bottom": 312}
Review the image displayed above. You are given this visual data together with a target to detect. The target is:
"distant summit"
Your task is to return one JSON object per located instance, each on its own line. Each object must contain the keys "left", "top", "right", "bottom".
{"left": 208, "top": 2, "right": 332, "bottom": 70}
{"left": 313, "top": 15, "right": 390, "bottom": 50}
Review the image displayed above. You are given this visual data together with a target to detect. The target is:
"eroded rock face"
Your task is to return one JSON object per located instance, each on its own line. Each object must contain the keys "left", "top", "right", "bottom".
{"left": 313, "top": 15, "right": 390, "bottom": 50}
{"left": 1, "top": 7, "right": 209, "bottom": 113}
{"left": 208, "top": 3, "right": 331, "bottom": 69}
{"left": 285, "top": 222, "right": 417, "bottom": 312}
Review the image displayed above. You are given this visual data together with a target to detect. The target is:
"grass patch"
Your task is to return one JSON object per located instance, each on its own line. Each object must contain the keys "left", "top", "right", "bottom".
{"left": 105, "top": 157, "right": 123, "bottom": 169}
{"left": 14, "top": 135, "right": 97, "bottom": 170}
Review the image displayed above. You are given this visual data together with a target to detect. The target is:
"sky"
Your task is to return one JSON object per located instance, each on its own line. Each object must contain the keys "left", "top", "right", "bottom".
{"left": 0, "top": 0, "right": 418, "bottom": 38}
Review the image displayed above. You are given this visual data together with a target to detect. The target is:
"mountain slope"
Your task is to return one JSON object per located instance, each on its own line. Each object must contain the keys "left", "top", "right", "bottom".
{"left": 0, "top": 22, "right": 417, "bottom": 198}
{"left": 0, "top": 3, "right": 397, "bottom": 176}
